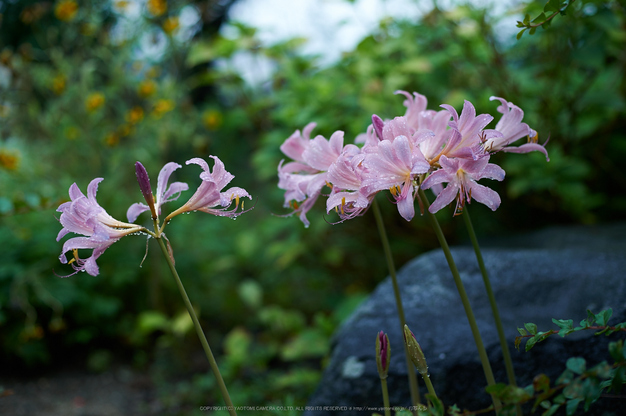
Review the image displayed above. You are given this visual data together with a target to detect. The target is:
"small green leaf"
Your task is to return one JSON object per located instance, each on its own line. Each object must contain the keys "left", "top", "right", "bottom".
{"left": 518, "top": 327, "right": 528, "bottom": 336}
{"left": 426, "top": 393, "right": 444, "bottom": 415}
{"left": 565, "top": 398, "right": 582, "bottom": 416}
{"left": 532, "top": 13, "right": 547, "bottom": 23}
{"left": 542, "top": 404, "right": 560, "bottom": 416}
{"left": 526, "top": 336, "right": 538, "bottom": 351}
{"left": 596, "top": 309, "right": 612, "bottom": 326}
{"left": 563, "top": 379, "right": 584, "bottom": 399}
{"left": 544, "top": 0, "right": 562, "bottom": 13}
{"left": 566, "top": 357, "right": 586, "bottom": 375}
{"left": 552, "top": 319, "right": 573, "bottom": 337}
{"left": 523, "top": 13, "right": 531, "bottom": 25}
{"left": 517, "top": 28, "right": 527, "bottom": 40}
{"left": 610, "top": 366, "right": 626, "bottom": 393}
{"left": 557, "top": 369, "right": 574, "bottom": 385}
{"left": 609, "top": 340, "right": 623, "bottom": 362}
{"left": 529, "top": 27, "right": 537, "bottom": 35}
{"left": 525, "top": 322, "right": 538, "bottom": 335}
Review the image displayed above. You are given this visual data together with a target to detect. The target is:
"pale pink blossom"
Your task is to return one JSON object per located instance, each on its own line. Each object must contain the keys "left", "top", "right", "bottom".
{"left": 421, "top": 155, "right": 505, "bottom": 214}
{"left": 56, "top": 178, "right": 143, "bottom": 276}
{"left": 362, "top": 135, "right": 430, "bottom": 221}
{"left": 440, "top": 100, "right": 494, "bottom": 159}
{"left": 483, "top": 96, "right": 549, "bottom": 161}
{"left": 326, "top": 146, "right": 373, "bottom": 222}
{"left": 277, "top": 126, "right": 345, "bottom": 227}
{"left": 167, "top": 156, "right": 251, "bottom": 219}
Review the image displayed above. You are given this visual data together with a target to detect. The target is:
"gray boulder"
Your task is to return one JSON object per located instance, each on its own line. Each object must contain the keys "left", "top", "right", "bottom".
{"left": 305, "top": 223, "right": 626, "bottom": 415}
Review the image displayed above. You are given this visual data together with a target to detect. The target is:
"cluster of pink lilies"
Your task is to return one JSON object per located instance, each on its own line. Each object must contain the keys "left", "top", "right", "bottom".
{"left": 277, "top": 91, "right": 549, "bottom": 227}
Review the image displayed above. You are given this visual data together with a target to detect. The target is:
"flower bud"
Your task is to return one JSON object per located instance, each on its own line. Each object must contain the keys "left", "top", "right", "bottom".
{"left": 135, "top": 161, "right": 158, "bottom": 220}
{"left": 403, "top": 324, "right": 428, "bottom": 375}
{"left": 372, "top": 114, "right": 385, "bottom": 141}
{"left": 375, "top": 330, "right": 390, "bottom": 379}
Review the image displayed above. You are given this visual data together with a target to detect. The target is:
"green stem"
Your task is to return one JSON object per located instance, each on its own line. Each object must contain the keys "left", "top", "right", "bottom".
{"left": 381, "top": 378, "right": 391, "bottom": 416}
{"left": 372, "top": 199, "right": 421, "bottom": 410}
{"left": 422, "top": 373, "right": 438, "bottom": 400}
{"left": 417, "top": 189, "right": 501, "bottom": 413}
{"left": 156, "top": 237, "right": 237, "bottom": 416}
{"left": 462, "top": 207, "right": 521, "bottom": 416}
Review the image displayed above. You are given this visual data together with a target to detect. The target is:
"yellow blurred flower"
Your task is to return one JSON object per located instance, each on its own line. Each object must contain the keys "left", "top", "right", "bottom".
{"left": 0, "top": 149, "right": 20, "bottom": 170}
{"left": 55, "top": 0, "right": 79, "bottom": 22}
{"left": 146, "top": 0, "right": 167, "bottom": 17}
{"left": 51, "top": 74, "right": 66, "bottom": 95}
{"left": 162, "top": 16, "right": 179, "bottom": 34}
{"left": 138, "top": 80, "right": 157, "bottom": 98}
{"left": 104, "top": 132, "right": 120, "bottom": 147}
{"left": 152, "top": 99, "right": 175, "bottom": 118}
{"left": 126, "top": 107, "right": 144, "bottom": 124}
{"left": 65, "top": 126, "right": 79, "bottom": 140}
{"left": 202, "top": 109, "right": 223, "bottom": 130}
{"left": 114, "top": 0, "right": 130, "bottom": 11}
{"left": 85, "top": 92, "right": 105, "bottom": 112}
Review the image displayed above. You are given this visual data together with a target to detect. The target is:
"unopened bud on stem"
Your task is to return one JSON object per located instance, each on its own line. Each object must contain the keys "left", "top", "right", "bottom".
{"left": 375, "top": 331, "right": 391, "bottom": 379}
{"left": 403, "top": 324, "right": 428, "bottom": 375}
{"left": 135, "top": 161, "right": 158, "bottom": 220}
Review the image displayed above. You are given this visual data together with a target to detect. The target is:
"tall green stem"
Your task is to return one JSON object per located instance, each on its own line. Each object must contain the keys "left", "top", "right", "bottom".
{"left": 462, "top": 207, "right": 521, "bottom": 416}
{"left": 422, "top": 373, "right": 438, "bottom": 400}
{"left": 417, "top": 189, "right": 501, "bottom": 413}
{"left": 372, "top": 199, "right": 421, "bottom": 410}
{"left": 156, "top": 237, "right": 237, "bottom": 416}
{"left": 380, "top": 378, "right": 391, "bottom": 416}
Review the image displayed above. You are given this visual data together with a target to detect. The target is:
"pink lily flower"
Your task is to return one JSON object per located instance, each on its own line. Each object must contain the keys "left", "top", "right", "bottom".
{"left": 440, "top": 100, "right": 494, "bottom": 159}
{"left": 56, "top": 178, "right": 143, "bottom": 276}
{"left": 277, "top": 126, "right": 345, "bottom": 227}
{"left": 483, "top": 96, "right": 549, "bottom": 161}
{"left": 362, "top": 134, "right": 430, "bottom": 221}
{"left": 279, "top": 122, "right": 317, "bottom": 163}
{"left": 395, "top": 90, "right": 428, "bottom": 130}
{"left": 167, "top": 156, "right": 251, "bottom": 220}
{"left": 421, "top": 155, "right": 505, "bottom": 214}
{"left": 127, "top": 162, "right": 189, "bottom": 223}
{"left": 326, "top": 146, "right": 373, "bottom": 222}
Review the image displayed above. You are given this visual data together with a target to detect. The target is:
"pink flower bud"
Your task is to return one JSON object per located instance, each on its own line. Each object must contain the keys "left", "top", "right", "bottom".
{"left": 135, "top": 161, "right": 158, "bottom": 220}
{"left": 375, "top": 330, "right": 391, "bottom": 379}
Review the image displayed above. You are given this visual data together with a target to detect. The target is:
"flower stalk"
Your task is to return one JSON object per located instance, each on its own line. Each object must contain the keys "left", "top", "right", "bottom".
{"left": 376, "top": 331, "right": 392, "bottom": 416}
{"left": 156, "top": 236, "right": 237, "bottom": 416}
{"left": 56, "top": 157, "right": 250, "bottom": 415}
{"left": 462, "top": 206, "right": 521, "bottom": 416}
{"left": 372, "top": 199, "right": 421, "bottom": 410}
{"left": 418, "top": 187, "right": 501, "bottom": 412}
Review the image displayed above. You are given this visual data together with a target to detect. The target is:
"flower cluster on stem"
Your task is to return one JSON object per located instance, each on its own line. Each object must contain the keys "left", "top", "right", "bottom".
{"left": 277, "top": 91, "right": 548, "bottom": 224}
{"left": 56, "top": 156, "right": 251, "bottom": 276}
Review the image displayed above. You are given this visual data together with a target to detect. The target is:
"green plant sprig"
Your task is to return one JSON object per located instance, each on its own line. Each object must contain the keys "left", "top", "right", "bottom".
{"left": 415, "top": 356, "right": 624, "bottom": 416}
{"left": 486, "top": 357, "right": 619, "bottom": 416}
{"left": 515, "top": 308, "right": 626, "bottom": 351}
{"left": 516, "top": 0, "right": 576, "bottom": 39}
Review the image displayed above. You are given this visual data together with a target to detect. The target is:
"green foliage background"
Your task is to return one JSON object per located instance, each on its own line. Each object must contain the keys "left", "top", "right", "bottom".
{"left": 0, "top": 0, "right": 624, "bottom": 413}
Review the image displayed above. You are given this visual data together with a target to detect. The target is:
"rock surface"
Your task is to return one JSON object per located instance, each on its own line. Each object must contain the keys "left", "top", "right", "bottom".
{"left": 304, "top": 223, "right": 626, "bottom": 415}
